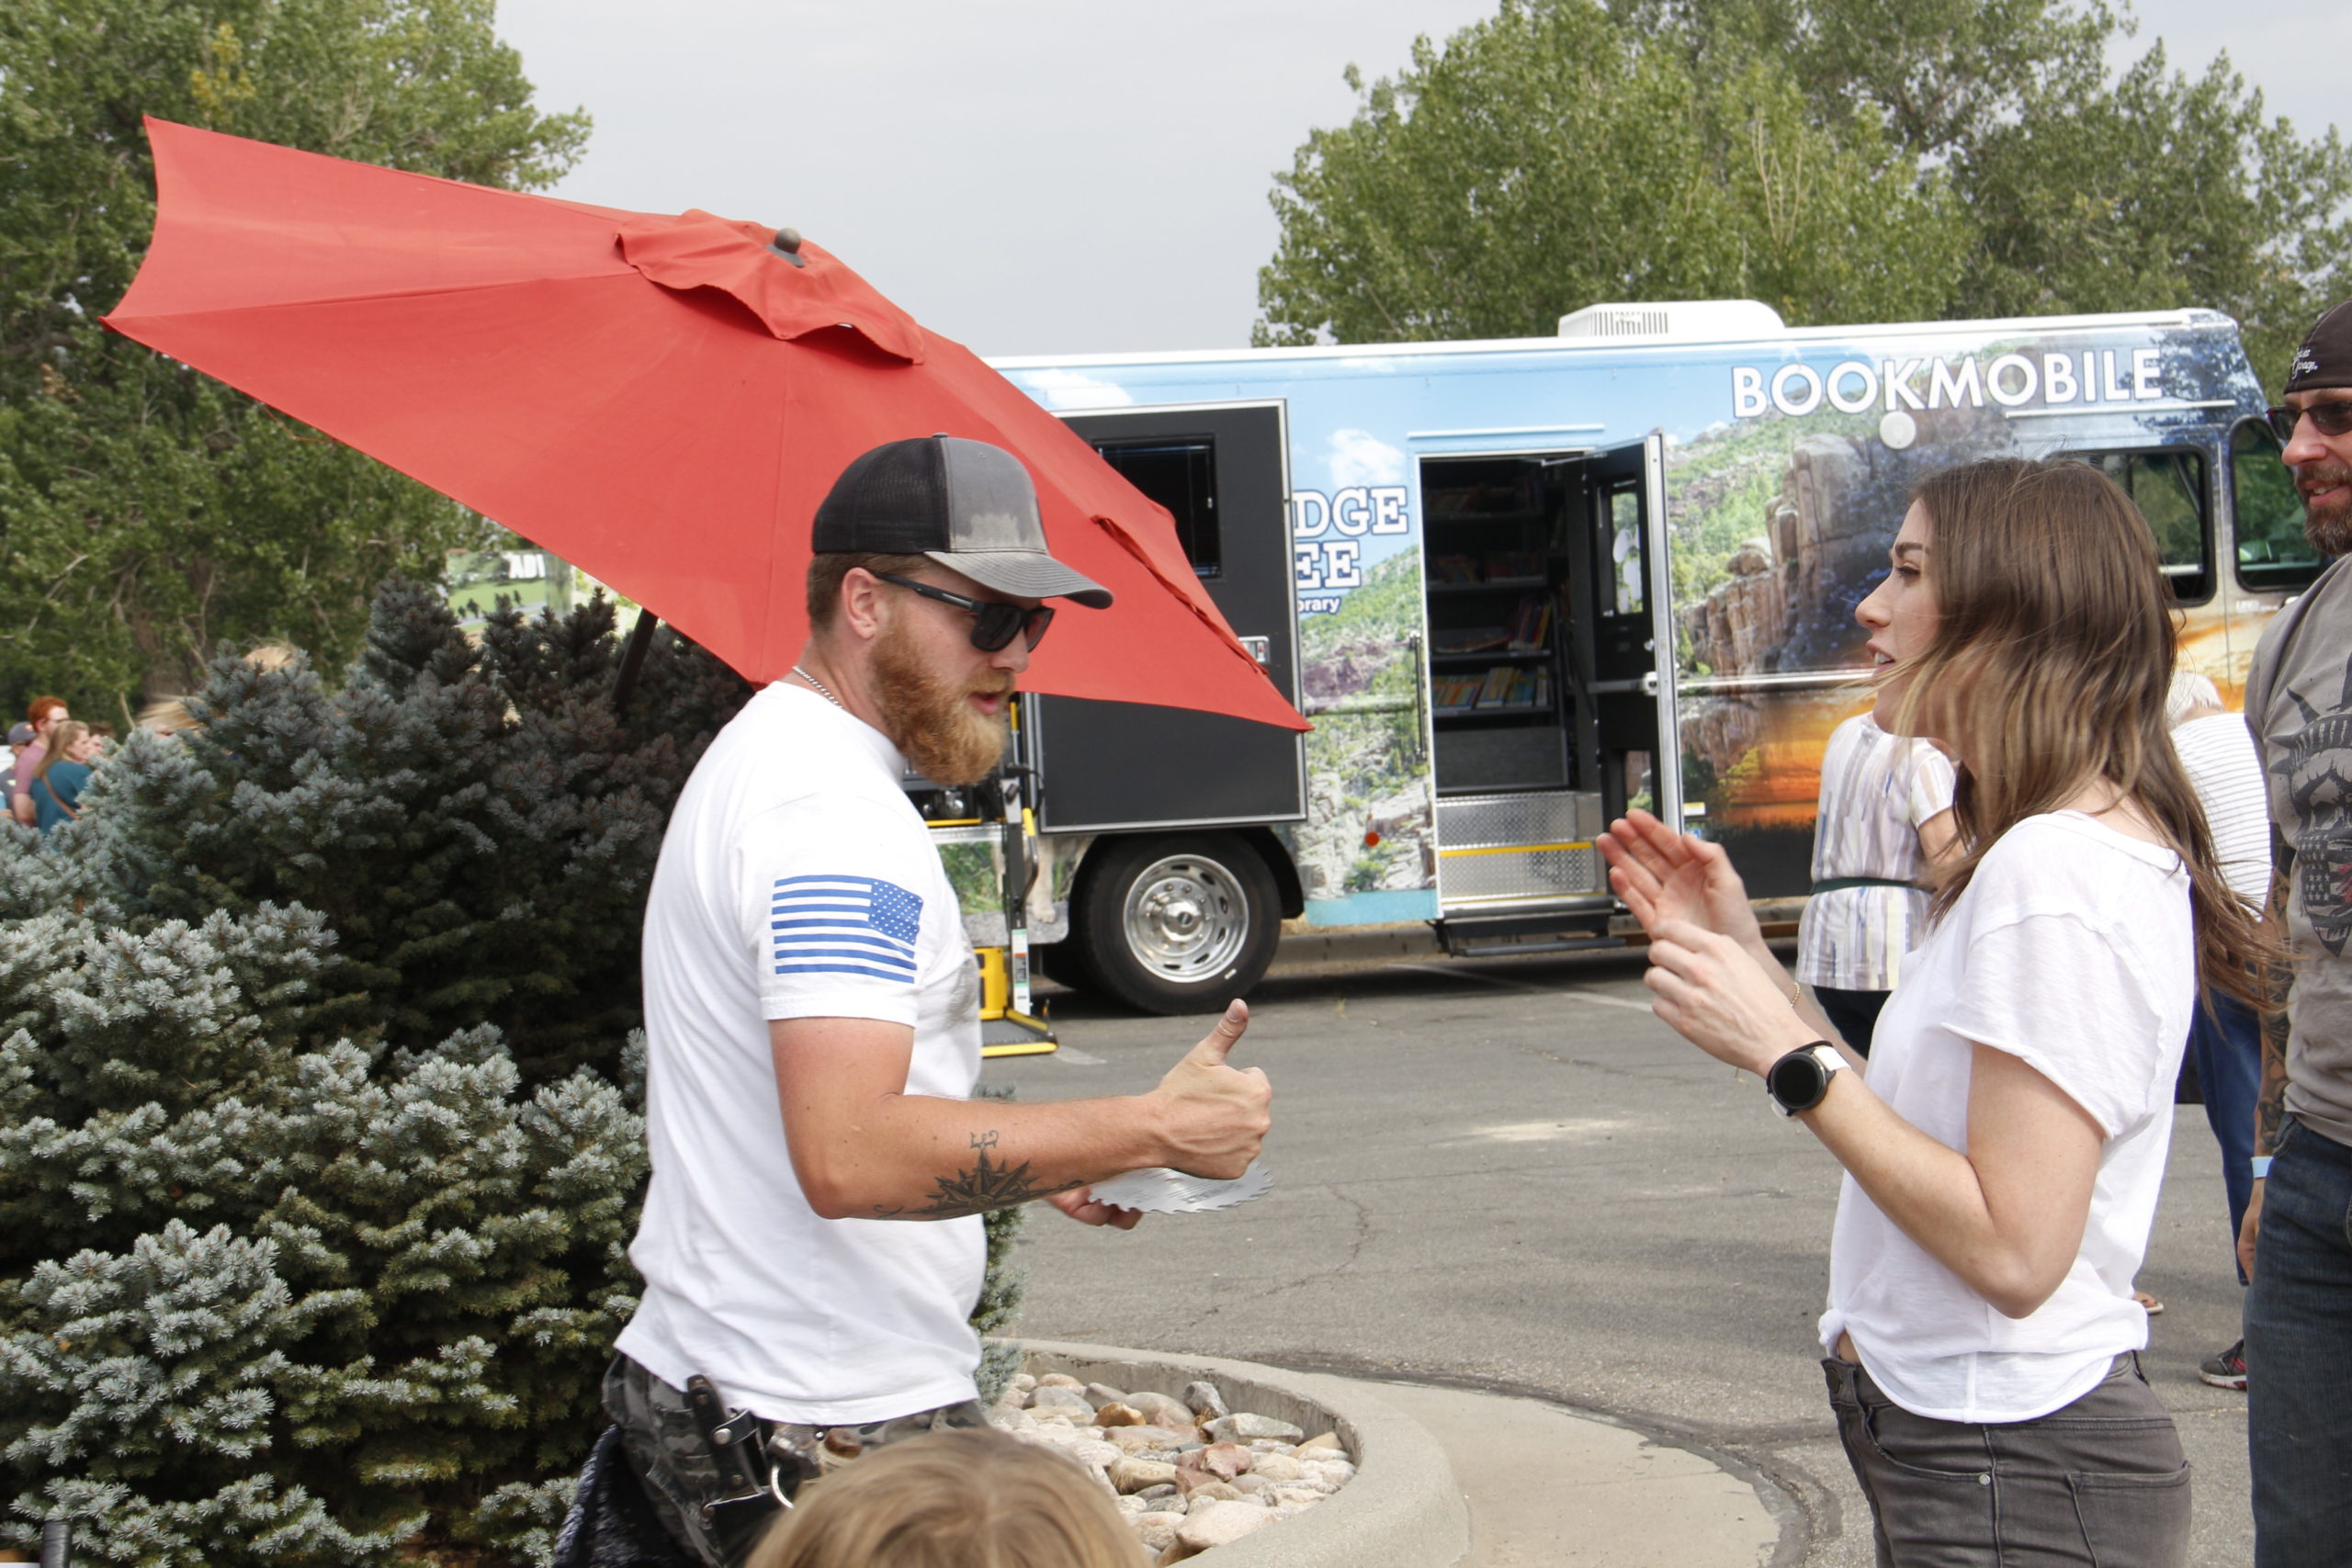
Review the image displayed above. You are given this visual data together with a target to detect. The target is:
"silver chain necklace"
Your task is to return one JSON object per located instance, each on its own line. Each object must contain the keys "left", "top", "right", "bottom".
{"left": 789, "top": 664, "right": 847, "bottom": 712}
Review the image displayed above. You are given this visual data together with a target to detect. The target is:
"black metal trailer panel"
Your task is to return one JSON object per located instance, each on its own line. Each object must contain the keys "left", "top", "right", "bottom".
{"left": 1027, "top": 402, "right": 1305, "bottom": 831}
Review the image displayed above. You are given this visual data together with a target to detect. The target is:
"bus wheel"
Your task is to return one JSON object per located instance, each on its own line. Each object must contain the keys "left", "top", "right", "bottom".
{"left": 1073, "top": 833, "right": 1281, "bottom": 1015}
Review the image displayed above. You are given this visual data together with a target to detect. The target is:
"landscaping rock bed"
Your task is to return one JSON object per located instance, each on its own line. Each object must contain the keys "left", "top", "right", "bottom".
{"left": 989, "top": 1370, "right": 1356, "bottom": 1562}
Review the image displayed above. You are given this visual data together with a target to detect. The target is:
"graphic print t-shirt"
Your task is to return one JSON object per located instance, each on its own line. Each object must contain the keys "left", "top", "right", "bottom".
{"left": 617, "top": 682, "right": 985, "bottom": 1424}
{"left": 2247, "top": 555, "right": 2352, "bottom": 1148}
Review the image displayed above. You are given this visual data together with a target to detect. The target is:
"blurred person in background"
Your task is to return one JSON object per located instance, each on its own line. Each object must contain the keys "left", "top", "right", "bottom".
{"left": 0, "top": 722, "right": 33, "bottom": 807}
{"left": 1794, "top": 711, "right": 1956, "bottom": 1055}
{"left": 2165, "top": 671, "right": 2270, "bottom": 1392}
{"left": 25, "top": 720, "right": 99, "bottom": 834}
{"left": 10, "top": 696, "right": 67, "bottom": 827}
{"left": 133, "top": 641, "right": 304, "bottom": 739}
{"left": 137, "top": 696, "right": 197, "bottom": 736}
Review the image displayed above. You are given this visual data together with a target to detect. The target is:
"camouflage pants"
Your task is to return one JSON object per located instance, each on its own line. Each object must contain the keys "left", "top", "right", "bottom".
{"left": 602, "top": 1355, "right": 989, "bottom": 1568}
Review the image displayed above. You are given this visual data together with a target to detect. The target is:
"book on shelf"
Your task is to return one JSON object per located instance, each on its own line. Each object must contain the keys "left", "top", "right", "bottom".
{"left": 1427, "top": 472, "right": 1538, "bottom": 520}
{"left": 1430, "top": 553, "right": 1482, "bottom": 583}
{"left": 1482, "top": 666, "right": 1556, "bottom": 711}
{"left": 1435, "top": 664, "right": 1555, "bottom": 716}
{"left": 1505, "top": 594, "right": 1554, "bottom": 651}
{"left": 1433, "top": 626, "right": 1509, "bottom": 654}
{"left": 1432, "top": 673, "right": 1483, "bottom": 714}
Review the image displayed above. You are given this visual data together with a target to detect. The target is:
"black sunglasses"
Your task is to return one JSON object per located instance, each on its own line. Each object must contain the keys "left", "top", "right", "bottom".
{"left": 2265, "top": 401, "right": 2352, "bottom": 443}
{"left": 876, "top": 574, "right": 1056, "bottom": 652}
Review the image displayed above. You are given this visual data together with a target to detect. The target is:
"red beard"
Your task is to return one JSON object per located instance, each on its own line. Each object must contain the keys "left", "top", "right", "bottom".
{"left": 872, "top": 622, "right": 1015, "bottom": 785}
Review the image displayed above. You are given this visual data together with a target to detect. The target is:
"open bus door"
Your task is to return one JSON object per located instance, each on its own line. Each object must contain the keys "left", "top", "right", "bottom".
{"left": 1424, "top": 434, "right": 1678, "bottom": 954}
{"left": 1586, "top": 434, "right": 1682, "bottom": 830}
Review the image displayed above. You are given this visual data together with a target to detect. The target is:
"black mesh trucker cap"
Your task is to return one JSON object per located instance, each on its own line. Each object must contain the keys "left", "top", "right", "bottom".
{"left": 812, "top": 436, "right": 1113, "bottom": 608}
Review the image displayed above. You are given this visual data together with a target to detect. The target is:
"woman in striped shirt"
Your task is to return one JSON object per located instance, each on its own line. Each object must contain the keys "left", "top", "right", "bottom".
{"left": 1796, "top": 715, "right": 1956, "bottom": 1055}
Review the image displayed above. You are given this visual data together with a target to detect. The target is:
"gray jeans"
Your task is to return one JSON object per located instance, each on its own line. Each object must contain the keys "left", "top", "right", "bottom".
{"left": 602, "top": 1354, "right": 990, "bottom": 1567}
{"left": 1825, "top": 1353, "right": 2189, "bottom": 1567}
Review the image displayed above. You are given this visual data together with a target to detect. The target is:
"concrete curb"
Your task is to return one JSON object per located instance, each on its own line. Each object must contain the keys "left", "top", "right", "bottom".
{"left": 1015, "top": 1339, "right": 1470, "bottom": 1568}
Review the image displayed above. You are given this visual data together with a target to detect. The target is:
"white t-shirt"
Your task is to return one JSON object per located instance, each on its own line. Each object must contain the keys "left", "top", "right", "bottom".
{"left": 1797, "top": 715, "right": 1956, "bottom": 991}
{"left": 616, "top": 682, "right": 986, "bottom": 1425}
{"left": 1818, "top": 812, "right": 2192, "bottom": 1423}
{"left": 2172, "top": 710, "right": 2269, "bottom": 908}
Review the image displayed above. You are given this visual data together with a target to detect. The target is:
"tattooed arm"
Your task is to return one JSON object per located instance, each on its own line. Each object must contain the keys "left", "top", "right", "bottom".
{"left": 770, "top": 1002, "right": 1269, "bottom": 1223}
{"left": 2240, "top": 826, "right": 2297, "bottom": 1280}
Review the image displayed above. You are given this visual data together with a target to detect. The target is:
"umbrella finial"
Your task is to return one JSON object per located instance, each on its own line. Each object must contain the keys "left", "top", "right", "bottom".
{"left": 770, "top": 228, "right": 807, "bottom": 268}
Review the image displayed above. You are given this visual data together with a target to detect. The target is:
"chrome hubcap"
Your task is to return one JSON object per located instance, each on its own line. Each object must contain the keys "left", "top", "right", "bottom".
{"left": 1121, "top": 854, "right": 1250, "bottom": 984}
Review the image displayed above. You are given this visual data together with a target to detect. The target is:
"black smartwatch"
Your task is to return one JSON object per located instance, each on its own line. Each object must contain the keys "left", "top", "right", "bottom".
{"left": 1766, "top": 1043, "right": 1846, "bottom": 1118}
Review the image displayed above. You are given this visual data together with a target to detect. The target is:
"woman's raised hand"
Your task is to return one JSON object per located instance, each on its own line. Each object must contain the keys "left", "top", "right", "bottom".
{"left": 1641, "top": 919, "right": 1815, "bottom": 1074}
{"left": 1595, "top": 808, "right": 1763, "bottom": 949}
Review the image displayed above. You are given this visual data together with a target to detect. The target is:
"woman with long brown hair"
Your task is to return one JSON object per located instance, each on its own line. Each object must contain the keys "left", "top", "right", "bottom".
{"left": 24, "top": 719, "right": 99, "bottom": 835}
{"left": 1599, "top": 457, "right": 2268, "bottom": 1566}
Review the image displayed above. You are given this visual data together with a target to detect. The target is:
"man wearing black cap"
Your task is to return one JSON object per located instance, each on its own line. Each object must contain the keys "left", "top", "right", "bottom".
{"left": 2239, "top": 302, "right": 2352, "bottom": 1563}
{"left": 600, "top": 436, "right": 1272, "bottom": 1566}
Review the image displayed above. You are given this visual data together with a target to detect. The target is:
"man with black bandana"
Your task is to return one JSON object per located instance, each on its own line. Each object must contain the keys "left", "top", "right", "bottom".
{"left": 2240, "top": 299, "right": 2352, "bottom": 1563}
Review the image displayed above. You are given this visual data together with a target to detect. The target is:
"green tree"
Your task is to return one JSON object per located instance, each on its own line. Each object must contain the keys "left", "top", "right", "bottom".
{"left": 0, "top": 0, "right": 589, "bottom": 723}
{"left": 1611, "top": 0, "right": 2120, "bottom": 154}
{"left": 1954, "top": 42, "right": 2352, "bottom": 385}
{"left": 1257, "top": 0, "right": 2352, "bottom": 389}
{"left": 1256, "top": 0, "right": 1966, "bottom": 345}
{"left": 1625, "top": 0, "right": 2352, "bottom": 384}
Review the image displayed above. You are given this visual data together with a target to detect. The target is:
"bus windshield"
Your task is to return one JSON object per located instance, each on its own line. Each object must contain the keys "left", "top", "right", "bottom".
{"left": 2233, "top": 420, "right": 2322, "bottom": 593}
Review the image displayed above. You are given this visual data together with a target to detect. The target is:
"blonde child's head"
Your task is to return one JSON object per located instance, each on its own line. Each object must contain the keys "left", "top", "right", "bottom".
{"left": 746, "top": 1427, "right": 1146, "bottom": 1568}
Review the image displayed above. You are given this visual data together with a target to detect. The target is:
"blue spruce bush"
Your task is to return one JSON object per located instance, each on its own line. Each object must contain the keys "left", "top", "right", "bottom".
{"left": 0, "top": 586, "right": 752, "bottom": 1563}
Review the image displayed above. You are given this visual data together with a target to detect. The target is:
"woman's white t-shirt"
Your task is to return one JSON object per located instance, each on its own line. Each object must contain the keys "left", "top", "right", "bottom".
{"left": 1818, "top": 811, "right": 2193, "bottom": 1423}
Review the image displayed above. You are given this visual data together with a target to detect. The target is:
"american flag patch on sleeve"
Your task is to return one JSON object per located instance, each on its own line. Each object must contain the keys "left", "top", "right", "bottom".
{"left": 771, "top": 875, "right": 924, "bottom": 981}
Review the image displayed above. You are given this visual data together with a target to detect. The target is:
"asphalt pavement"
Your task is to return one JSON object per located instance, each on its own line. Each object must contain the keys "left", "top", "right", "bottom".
{"left": 983, "top": 946, "right": 2256, "bottom": 1568}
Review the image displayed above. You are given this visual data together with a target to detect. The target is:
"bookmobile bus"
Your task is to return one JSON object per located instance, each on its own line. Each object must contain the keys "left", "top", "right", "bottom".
{"left": 921, "top": 301, "right": 2320, "bottom": 1024}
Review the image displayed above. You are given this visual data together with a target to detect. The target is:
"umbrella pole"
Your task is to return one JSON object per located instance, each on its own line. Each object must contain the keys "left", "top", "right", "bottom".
{"left": 613, "top": 611, "right": 661, "bottom": 710}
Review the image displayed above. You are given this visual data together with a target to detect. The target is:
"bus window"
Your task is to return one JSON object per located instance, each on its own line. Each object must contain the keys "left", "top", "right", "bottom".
{"left": 2232, "top": 420, "right": 2321, "bottom": 593}
{"left": 1091, "top": 436, "right": 1221, "bottom": 578}
{"left": 2071, "top": 448, "right": 2211, "bottom": 604}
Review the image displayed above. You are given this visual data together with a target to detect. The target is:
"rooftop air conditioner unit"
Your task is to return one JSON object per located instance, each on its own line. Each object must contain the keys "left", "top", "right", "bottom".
{"left": 1557, "top": 299, "right": 1788, "bottom": 344}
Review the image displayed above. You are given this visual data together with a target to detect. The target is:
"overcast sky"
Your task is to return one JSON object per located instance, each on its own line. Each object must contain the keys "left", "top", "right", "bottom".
{"left": 495, "top": 1, "right": 2352, "bottom": 359}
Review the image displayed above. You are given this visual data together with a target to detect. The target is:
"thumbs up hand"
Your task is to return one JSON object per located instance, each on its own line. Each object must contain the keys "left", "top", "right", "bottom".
{"left": 1147, "top": 1000, "right": 1272, "bottom": 1179}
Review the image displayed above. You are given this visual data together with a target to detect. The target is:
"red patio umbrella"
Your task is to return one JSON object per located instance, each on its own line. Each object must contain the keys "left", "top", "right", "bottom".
{"left": 104, "top": 118, "right": 1306, "bottom": 731}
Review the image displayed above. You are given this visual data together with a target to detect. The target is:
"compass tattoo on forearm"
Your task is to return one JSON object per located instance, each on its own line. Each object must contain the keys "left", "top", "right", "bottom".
{"left": 872, "top": 1130, "right": 1086, "bottom": 1220}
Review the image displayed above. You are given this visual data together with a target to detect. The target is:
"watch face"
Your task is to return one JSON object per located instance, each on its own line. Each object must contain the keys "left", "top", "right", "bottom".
{"left": 1770, "top": 1049, "right": 1829, "bottom": 1111}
